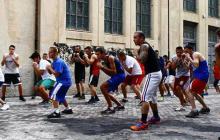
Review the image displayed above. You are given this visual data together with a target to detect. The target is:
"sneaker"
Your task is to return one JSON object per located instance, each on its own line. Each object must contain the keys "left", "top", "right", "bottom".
{"left": 121, "top": 98, "right": 128, "bottom": 103}
{"left": 130, "top": 121, "right": 148, "bottom": 131}
{"left": 47, "top": 112, "right": 61, "bottom": 118}
{"left": 1, "top": 103, "right": 10, "bottom": 110}
{"left": 101, "top": 108, "right": 115, "bottom": 115}
{"left": 61, "top": 109, "right": 73, "bottom": 114}
{"left": 19, "top": 96, "right": 26, "bottom": 102}
{"left": 202, "top": 92, "right": 209, "bottom": 96}
{"left": 114, "top": 106, "right": 125, "bottom": 111}
{"left": 87, "top": 97, "right": 96, "bottom": 104}
{"left": 199, "top": 108, "right": 210, "bottom": 114}
{"left": 39, "top": 100, "right": 49, "bottom": 105}
{"left": 157, "top": 96, "right": 164, "bottom": 102}
{"left": 134, "top": 96, "right": 140, "bottom": 100}
{"left": 73, "top": 93, "right": 80, "bottom": 98}
{"left": 174, "top": 106, "right": 186, "bottom": 111}
{"left": 148, "top": 116, "right": 160, "bottom": 125}
{"left": 185, "top": 110, "right": 199, "bottom": 118}
{"left": 94, "top": 95, "right": 100, "bottom": 102}
{"left": 78, "top": 94, "right": 85, "bottom": 100}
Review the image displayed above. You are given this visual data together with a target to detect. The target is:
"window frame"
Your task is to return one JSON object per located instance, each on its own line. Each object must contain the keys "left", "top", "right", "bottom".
{"left": 208, "top": 0, "right": 219, "bottom": 18}
{"left": 183, "top": 0, "right": 197, "bottom": 13}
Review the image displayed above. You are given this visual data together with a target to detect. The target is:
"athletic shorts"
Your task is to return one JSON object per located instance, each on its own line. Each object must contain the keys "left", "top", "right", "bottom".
{"left": 190, "top": 79, "right": 207, "bottom": 95}
{"left": 89, "top": 74, "right": 99, "bottom": 87}
{"left": 174, "top": 76, "right": 189, "bottom": 92}
{"left": 0, "top": 81, "right": 3, "bottom": 87}
{"left": 75, "top": 70, "right": 85, "bottom": 84}
{"left": 35, "top": 79, "right": 55, "bottom": 90}
{"left": 164, "top": 75, "right": 175, "bottom": 84}
{"left": 107, "top": 73, "right": 125, "bottom": 92}
{"left": 49, "top": 82, "right": 71, "bottom": 103}
{"left": 3, "top": 73, "right": 22, "bottom": 86}
{"left": 124, "top": 75, "right": 143, "bottom": 86}
{"left": 141, "top": 71, "right": 162, "bottom": 103}
{"left": 214, "top": 79, "right": 219, "bottom": 87}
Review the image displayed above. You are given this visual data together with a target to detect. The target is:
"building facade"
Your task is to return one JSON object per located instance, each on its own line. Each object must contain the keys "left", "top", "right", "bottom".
{"left": 0, "top": 0, "right": 220, "bottom": 95}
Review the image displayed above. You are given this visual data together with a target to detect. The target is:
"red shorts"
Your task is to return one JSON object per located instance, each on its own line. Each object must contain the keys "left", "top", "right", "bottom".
{"left": 124, "top": 75, "right": 144, "bottom": 86}
{"left": 190, "top": 79, "right": 207, "bottom": 95}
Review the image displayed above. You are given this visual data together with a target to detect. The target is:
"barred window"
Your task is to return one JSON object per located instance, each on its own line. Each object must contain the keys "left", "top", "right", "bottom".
{"left": 136, "top": 0, "right": 151, "bottom": 38}
{"left": 104, "top": 0, "right": 123, "bottom": 34}
{"left": 209, "top": 0, "right": 219, "bottom": 18}
{"left": 66, "top": 0, "right": 89, "bottom": 30}
{"left": 183, "top": 0, "right": 196, "bottom": 12}
{"left": 183, "top": 21, "right": 197, "bottom": 51}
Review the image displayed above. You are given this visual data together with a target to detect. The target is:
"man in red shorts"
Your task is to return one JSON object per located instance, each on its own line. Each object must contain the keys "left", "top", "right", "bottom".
{"left": 184, "top": 45, "right": 210, "bottom": 118}
{"left": 117, "top": 50, "right": 143, "bottom": 103}
{"left": 171, "top": 46, "right": 190, "bottom": 111}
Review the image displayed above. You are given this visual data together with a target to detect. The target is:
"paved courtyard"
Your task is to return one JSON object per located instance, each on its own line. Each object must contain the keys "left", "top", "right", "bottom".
{"left": 0, "top": 90, "right": 220, "bottom": 140}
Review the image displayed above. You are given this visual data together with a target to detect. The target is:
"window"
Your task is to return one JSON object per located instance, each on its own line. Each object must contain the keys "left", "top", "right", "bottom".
{"left": 66, "top": 0, "right": 89, "bottom": 30}
{"left": 183, "top": 0, "right": 196, "bottom": 12}
{"left": 183, "top": 21, "right": 197, "bottom": 51}
{"left": 136, "top": 0, "right": 151, "bottom": 38}
{"left": 104, "top": 0, "right": 123, "bottom": 34}
{"left": 209, "top": 0, "right": 219, "bottom": 18}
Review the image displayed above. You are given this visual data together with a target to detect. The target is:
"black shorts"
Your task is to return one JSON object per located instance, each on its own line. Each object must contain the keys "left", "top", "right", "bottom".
{"left": 214, "top": 79, "right": 219, "bottom": 87}
{"left": 3, "top": 73, "right": 22, "bottom": 86}
{"left": 89, "top": 75, "right": 99, "bottom": 87}
{"left": 75, "top": 70, "right": 85, "bottom": 84}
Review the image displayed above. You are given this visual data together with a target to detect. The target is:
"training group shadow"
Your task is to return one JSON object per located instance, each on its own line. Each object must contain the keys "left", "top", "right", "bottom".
{"left": 46, "top": 117, "right": 135, "bottom": 135}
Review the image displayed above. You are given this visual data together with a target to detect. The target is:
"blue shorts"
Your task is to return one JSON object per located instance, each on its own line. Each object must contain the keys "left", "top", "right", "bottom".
{"left": 49, "top": 82, "right": 71, "bottom": 103}
{"left": 0, "top": 81, "right": 3, "bottom": 87}
{"left": 107, "top": 73, "right": 125, "bottom": 92}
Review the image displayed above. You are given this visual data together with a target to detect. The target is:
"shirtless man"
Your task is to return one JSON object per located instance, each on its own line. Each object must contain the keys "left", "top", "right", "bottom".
{"left": 184, "top": 45, "right": 210, "bottom": 118}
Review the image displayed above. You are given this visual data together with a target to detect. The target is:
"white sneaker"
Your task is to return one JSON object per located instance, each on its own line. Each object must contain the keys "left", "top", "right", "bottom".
{"left": 1, "top": 103, "right": 10, "bottom": 110}
{"left": 175, "top": 106, "right": 185, "bottom": 111}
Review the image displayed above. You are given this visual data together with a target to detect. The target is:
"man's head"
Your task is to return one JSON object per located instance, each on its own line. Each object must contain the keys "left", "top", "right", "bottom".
{"left": 95, "top": 47, "right": 106, "bottom": 60}
{"left": 74, "top": 45, "right": 81, "bottom": 53}
{"left": 29, "top": 51, "right": 41, "bottom": 63}
{"left": 133, "top": 31, "right": 145, "bottom": 46}
{"left": 43, "top": 53, "right": 48, "bottom": 60}
{"left": 163, "top": 55, "right": 168, "bottom": 62}
{"left": 9, "top": 45, "right": 15, "bottom": 55}
{"left": 49, "top": 46, "right": 59, "bottom": 60}
{"left": 117, "top": 50, "right": 126, "bottom": 62}
{"left": 184, "top": 44, "right": 193, "bottom": 54}
{"left": 84, "top": 46, "right": 93, "bottom": 56}
{"left": 176, "top": 46, "right": 183, "bottom": 57}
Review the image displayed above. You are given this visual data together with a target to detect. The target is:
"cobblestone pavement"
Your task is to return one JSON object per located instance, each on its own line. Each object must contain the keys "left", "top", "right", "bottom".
{"left": 0, "top": 90, "right": 220, "bottom": 140}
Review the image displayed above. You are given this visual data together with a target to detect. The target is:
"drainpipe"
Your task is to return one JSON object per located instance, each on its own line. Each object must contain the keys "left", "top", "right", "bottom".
{"left": 35, "top": 0, "right": 39, "bottom": 51}
{"left": 168, "top": 0, "right": 170, "bottom": 59}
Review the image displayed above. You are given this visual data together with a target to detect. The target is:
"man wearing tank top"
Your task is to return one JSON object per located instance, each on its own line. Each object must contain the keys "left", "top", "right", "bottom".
{"left": 1, "top": 45, "right": 26, "bottom": 102}
{"left": 130, "top": 31, "right": 162, "bottom": 131}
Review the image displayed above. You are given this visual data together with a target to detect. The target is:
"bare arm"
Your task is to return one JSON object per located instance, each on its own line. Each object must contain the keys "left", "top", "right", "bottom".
{"left": 137, "top": 45, "right": 149, "bottom": 64}
{"left": 33, "top": 63, "right": 44, "bottom": 77}
{"left": 187, "top": 53, "right": 200, "bottom": 68}
{"left": 1, "top": 56, "right": 6, "bottom": 66}
{"left": 84, "top": 54, "right": 96, "bottom": 65}
{"left": 47, "top": 65, "right": 60, "bottom": 77}
{"left": 12, "top": 56, "right": 20, "bottom": 67}
{"left": 98, "top": 56, "right": 117, "bottom": 76}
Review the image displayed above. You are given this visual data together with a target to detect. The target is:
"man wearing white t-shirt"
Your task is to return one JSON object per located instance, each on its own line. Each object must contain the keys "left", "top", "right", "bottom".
{"left": 30, "top": 52, "right": 56, "bottom": 104}
{"left": 117, "top": 50, "right": 143, "bottom": 103}
{"left": 0, "top": 68, "right": 10, "bottom": 110}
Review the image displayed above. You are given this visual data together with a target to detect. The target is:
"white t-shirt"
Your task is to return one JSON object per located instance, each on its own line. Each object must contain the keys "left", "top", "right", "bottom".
{"left": 3, "top": 53, "right": 19, "bottom": 74}
{"left": 0, "top": 68, "right": 4, "bottom": 82}
{"left": 39, "top": 60, "right": 56, "bottom": 81}
{"left": 124, "top": 55, "right": 142, "bottom": 76}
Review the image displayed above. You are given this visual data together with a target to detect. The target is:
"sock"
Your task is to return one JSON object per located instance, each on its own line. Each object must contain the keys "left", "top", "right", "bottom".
{"left": 153, "top": 110, "right": 160, "bottom": 119}
{"left": 109, "top": 107, "right": 114, "bottom": 110}
{"left": 65, "top": 106, "right": 71, "bottom": 110}
{"left": 141, "top": 114, "right": 148, "bottom": 123}
{"left": 192, "top": 108, "right": 198, "bottom": 112}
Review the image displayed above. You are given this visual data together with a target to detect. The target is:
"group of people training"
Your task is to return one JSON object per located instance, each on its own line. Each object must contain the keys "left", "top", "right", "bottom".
{"left": 0, "top": 31, "right": 220, "bottom": 132}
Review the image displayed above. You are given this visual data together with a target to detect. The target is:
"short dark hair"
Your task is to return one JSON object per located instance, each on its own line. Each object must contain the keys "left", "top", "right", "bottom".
{"left": 84, "top": 46, "right": 93, "bottom": 51}
{"left": 9, "top": 45, "right": 15, "bottom": 49}
{"left": 29, "top": 51, "right": 41, "bottom": 59}
{"left": 95, "top": 47, "right": 106, "bottom": 54}
{"left": 117, "top": 49, "right": 126, "bottom": 56}
{"left": 43, "top": 53, "right": 48, "bottom": 55}
{"left": 163, "top": 55, "right": 168, "bottom": 58}
{"left": 135, "top": 31, "right": 145, "bottom": 40}
{"left": 176, "top": 46, "right": 183, "bottom": 50}
{"left": 184, "top": 44, "right": 193, "bottom": 50}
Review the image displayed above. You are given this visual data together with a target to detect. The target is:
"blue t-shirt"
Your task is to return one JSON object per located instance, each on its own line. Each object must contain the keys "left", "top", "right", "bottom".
{"left": 52, "top": 58, "right": 72, "bottom": 86}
